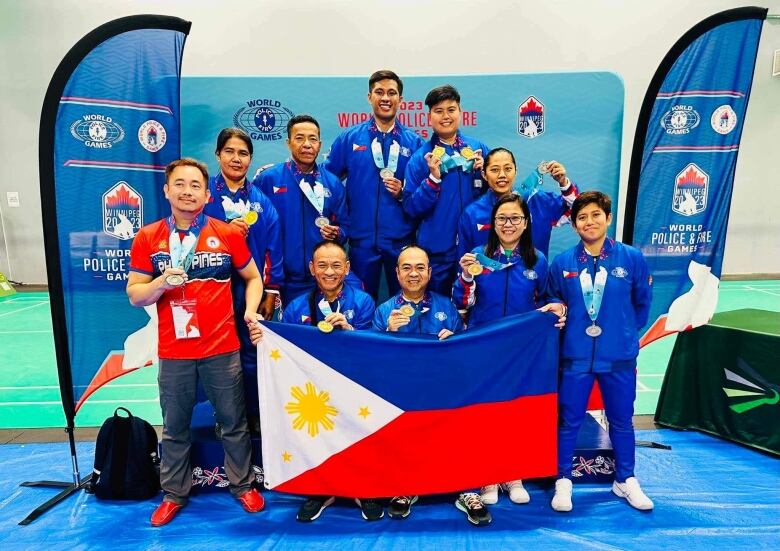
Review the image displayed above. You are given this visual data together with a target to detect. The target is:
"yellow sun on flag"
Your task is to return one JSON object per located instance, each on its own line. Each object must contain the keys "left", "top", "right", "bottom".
{"left": 284, "top": 381, "right": 339, "bottom": 437}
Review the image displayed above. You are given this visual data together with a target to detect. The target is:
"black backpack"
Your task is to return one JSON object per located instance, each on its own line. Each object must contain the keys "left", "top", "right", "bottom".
{"left": 89, "top": 407, "right": 161, "bottom": 500}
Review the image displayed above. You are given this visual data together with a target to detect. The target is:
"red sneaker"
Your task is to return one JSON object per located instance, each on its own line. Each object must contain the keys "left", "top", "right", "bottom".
{"left": 238, "top": 488, "right": 265, "bottom": 513}
{"left": 150, "top": 501, "right": 183, "bottom": 527}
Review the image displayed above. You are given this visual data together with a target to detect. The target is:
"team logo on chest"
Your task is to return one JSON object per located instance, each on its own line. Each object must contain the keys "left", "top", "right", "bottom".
{"left": 102, "top": 182, "right": 142, "bottom": 240}
{"left": 435, "top": 311, "right": 448, "bottom": 321}
{"left": 523, "top": 269, "right": 538, "bottom": 280}
{"left": 672, "top": 163, "right": 709, "bottom": 216}
{"left": 206, "top": 237, "right": 220, "bottom": 249}
{"left": 517, "top": 96, "right": 545, "bottom": 139}
{"left": 611, "top": 267, "right": 628, "bottom": 278}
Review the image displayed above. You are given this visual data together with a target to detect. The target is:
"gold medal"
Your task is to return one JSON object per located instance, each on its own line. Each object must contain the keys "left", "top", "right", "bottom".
{"left": 399, "top": 304, "right": 415, "bottom": 317}
{"left": 460, "top": 147, "right": 475, "bottom": 160}
{"left": 317, "top": 320, "right": 334, "bottom": 333}
{"left": 243, "top": 210, "right": 258, "bottom": 225}
{"left": 467, "top": 263, "right": 483, "bottom": 276}
{"left": 432, "top": 146, "right": 445, "bottom": 159}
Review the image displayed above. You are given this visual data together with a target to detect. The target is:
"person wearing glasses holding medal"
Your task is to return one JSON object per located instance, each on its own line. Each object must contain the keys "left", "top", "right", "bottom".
{"left": 127, "top": 158, "right": 265, "bottom": 526}
{"left": 255, "top": 115, "right": 349, "bottom": 302}
{"left": 403, "top": 85, "right": 489, "bottom": 296}
{"left": 203, "top": 127, "right": 283, "bottom": 436}
{"left": 547, "top": 191, "right": 654, "bottom": 513}
{"left": 324, "top": 70, "right": 424, "bottom": 301}
{"left": 279, "top": 240, "right": 378, "bottom": 523}
{"left": 456, "top": 148, "right": 579, "bottom": 261}
{"left": 453, "top": 193, "right": 566, "bottom": 510}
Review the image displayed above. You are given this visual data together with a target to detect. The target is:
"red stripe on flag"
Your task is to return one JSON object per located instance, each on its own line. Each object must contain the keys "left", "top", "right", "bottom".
{"left": 274, "top": 393, "right": 557, "bottom": 498}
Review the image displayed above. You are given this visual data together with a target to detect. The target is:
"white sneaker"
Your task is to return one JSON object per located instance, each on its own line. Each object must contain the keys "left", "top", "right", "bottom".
{"left": 551, "top": 478, "right": 573, "bottom": 512}
{"left": 480, "top": 484, "right": 499, "bottom": 505}
{"left": 502, "top": 479, "right": 530, "bottom": 504}
{"left": 612, "top": 477, "right": 654, "bottom": 510}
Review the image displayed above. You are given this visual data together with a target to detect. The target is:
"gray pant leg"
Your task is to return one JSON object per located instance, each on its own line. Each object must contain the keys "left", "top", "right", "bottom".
{"left": 198, "top": 350, "right": 254, "bottom": 497}
{"left": 158, "top": 358, "right": 198, "bottom": 505}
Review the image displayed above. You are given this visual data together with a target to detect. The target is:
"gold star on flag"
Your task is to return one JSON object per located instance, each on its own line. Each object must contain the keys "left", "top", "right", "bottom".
{"left": 282, "top": 451, "right": 292, "bottom": 463}
{"left": 270, "top": 349, "right": 281, "bottom": 361}
{"left": 358, "top": 406, "right": 371, "bottom": 419}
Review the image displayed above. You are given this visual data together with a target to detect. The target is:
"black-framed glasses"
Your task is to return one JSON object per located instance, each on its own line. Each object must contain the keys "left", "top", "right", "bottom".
{"left": 494, "top": 215, "right": 527, "bottom": 226}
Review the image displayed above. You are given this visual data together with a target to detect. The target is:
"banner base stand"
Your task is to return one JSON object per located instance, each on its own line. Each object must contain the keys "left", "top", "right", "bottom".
{"left": 18, "top": 426, "right": 88, "bottom": 525}
{"left": 18, "top": 474, "right": 92, "bottom": 525}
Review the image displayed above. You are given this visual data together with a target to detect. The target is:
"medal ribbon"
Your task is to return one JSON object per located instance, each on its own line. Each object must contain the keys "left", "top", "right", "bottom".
{"left": 299, "top": 179, "right": 325, "bottom": 216}
{"left": 513, "top": 167, "right": 544, "bottom": 200}
{"left": 166, "top": 213, "right": 205, "bottom": 274}
{"left": 579, "top": 266, "right": 608, "bottom": 323}
{"left": 474, "top": 252, "right": 520, "bottom": 273}
{"left": 318, "top": 297, "right": 340, "bottom": 317}
{"left": 370, "top": 138, "right": 400, "bottom": 174}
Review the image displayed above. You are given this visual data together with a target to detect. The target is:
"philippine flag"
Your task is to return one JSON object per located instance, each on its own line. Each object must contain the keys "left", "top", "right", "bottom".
{"left": 258, "top": 312, "right": 558, "bottom": 497}
{"left": 273, "top": 185, "right": 287, "bottom": 194}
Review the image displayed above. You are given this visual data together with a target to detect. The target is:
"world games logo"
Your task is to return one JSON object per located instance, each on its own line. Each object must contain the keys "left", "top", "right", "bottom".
{"left": 672, "top": 163, "right": 709, "bottom": 217}
{"left": 660, "top": 105, "right": 700, "bottom": 135}
{"left": 70, "top": 114, "right": 125, "bottom": 148}
{"left": 234, "top": 99, "right": 294, "bottom": 142}
{"left": 103, "top": 182, "right": 142, "bottom": 240}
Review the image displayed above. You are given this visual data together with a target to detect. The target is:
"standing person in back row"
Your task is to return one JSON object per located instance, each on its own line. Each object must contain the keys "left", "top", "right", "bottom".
{"left": 127, "top": 158, "right": 265, "bottom": 527}
{"left": 403, "top": 85, "right": 489, "bottom": 295}
{"left": 255, "top": 115, "right": 349, "bottom": 302}
{"left": 324, "top": 70, "right": 424, "bottom": 301}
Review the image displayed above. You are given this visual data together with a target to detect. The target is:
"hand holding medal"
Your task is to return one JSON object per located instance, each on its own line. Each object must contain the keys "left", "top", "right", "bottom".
{"left": 425, "top": 149, "right": 443, "bottom": 180}
{"left": 163, "top": 268, "right": 187, "bottom": 289}
{"left": 387, "top": 307, "right": 413, "bottom": 332}
{"left": 459, "top": 252, "right": 482, "bottom": 279}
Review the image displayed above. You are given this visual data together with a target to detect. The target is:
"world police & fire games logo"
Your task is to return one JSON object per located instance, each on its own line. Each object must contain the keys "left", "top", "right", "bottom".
{"left": 672, "top": 163, "right": 709, "bottom": 217}
{"left": 517, "top": 96, "right": 545, "bottom": 139}
{"left": 103, "top": 182, "right": 143, "bottom": 240}
{"left": 233, "top": 99, "right": 294, "bottom": 142}
{"left": 70, "top": 114, "right": 125, "bottom": 148}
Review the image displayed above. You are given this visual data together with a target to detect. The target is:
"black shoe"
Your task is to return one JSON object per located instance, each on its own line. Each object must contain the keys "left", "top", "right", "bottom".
{"left": 355, "top": 498, "right": 384, "bottom": 521}
{"left": 455, "top": 493, "right": 492, "bottom": 526}
{"left": 296, "top": 496, "right": 335, "bottom": 522}
{"left": 214, "top": 422, "right": 223, "bottom": 440}
{"left": 388, "top": 495, "right": 418, "bottom": 519}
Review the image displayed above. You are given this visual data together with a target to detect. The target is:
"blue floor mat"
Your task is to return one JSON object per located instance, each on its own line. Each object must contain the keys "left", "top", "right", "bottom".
{"left": 0, "top": 429, "right": 778, "bottom": 550}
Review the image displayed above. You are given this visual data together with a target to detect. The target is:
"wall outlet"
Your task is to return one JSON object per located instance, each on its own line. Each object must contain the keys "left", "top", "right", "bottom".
{"left": 6, "top": 192, "right": 20, "bottom": 208}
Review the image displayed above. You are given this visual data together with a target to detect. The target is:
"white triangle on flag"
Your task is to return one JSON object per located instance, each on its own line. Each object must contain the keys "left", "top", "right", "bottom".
{"left": 258, "top": 325, "right": 404, "bottom": 489}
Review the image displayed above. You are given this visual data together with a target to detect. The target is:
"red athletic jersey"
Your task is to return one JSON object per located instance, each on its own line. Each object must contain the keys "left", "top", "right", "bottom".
{"left": 129, "top": 216, "right": 252, "bottom": 360}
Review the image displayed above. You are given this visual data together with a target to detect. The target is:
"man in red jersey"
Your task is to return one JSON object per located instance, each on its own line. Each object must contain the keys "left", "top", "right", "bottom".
{"left": 127, "top": 158, "right": 265, "bottom": 526}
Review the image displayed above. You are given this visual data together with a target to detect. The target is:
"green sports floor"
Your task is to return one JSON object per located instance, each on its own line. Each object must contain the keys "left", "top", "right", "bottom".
{"left": 1, "top": 281, "right": 779, "bottom": 429}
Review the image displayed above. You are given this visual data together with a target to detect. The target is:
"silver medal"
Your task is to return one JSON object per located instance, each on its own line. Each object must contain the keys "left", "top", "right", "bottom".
{"left": 379, "top": 168, "right": 395, "bottom": 180}
{"left": 165, "top": 274, "right": 185, "bottom": 287}
{"left": 585, "top": 324, "right": 602, "bottom": 337}
{"left": 315, "top": 216, "right": 329, "bottom": 228}
{"left": 538, "top": 161, "right": 551, "bottom": 174}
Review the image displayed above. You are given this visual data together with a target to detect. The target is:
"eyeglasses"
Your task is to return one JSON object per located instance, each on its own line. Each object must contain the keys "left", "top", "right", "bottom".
{"left": 494, "top": 215, "right": 527, "bottom": 226}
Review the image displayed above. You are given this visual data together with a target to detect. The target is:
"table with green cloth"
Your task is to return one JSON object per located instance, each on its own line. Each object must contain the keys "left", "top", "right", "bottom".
{"left": 655, "top": 309, "right": 780, "bottom": 456}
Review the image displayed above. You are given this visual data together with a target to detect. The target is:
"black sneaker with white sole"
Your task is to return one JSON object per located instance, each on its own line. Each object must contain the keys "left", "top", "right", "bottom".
{"left": 296, "top": 496, "right": 335, "bottom": 522}
{"left": 355, "top": 498, "right": 384, "bottom": 521}
{"left": 455, "top": 492, "right": 492, "bottom": 526}
{"left": 388, "top": 495, "right": 418, "bottom": 519}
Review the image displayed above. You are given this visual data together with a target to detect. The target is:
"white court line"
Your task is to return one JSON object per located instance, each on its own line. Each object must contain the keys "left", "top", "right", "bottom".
{"left": 637, "top": 389, "right": 659, "bottom": 393}
{"left": 720, "top": 287, "right": 780, "bottom": 291}
{"left": 744, "top": 285, "right": 780, "bottom": 298}
{"left": 636, "top": 379, "right": 650, "bottom": 391}
{"left": 0, "top": 330, "right": 52, "bottom": 334}
{"left": 0, "top": 398, "right": 158, "bottom": 406}
{"left": 638, "top": 373, "right": 665, "bottom": 377}
{"left": 0, "top": 383, "right": 158, "bottom": 390}
{"left": 0, "top": 302, "right": 48, "bottom": 318}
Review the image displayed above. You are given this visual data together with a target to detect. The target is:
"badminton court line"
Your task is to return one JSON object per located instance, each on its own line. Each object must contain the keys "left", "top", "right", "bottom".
{"left": 0, "top": 301, "right": 48, "bottom": 318}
